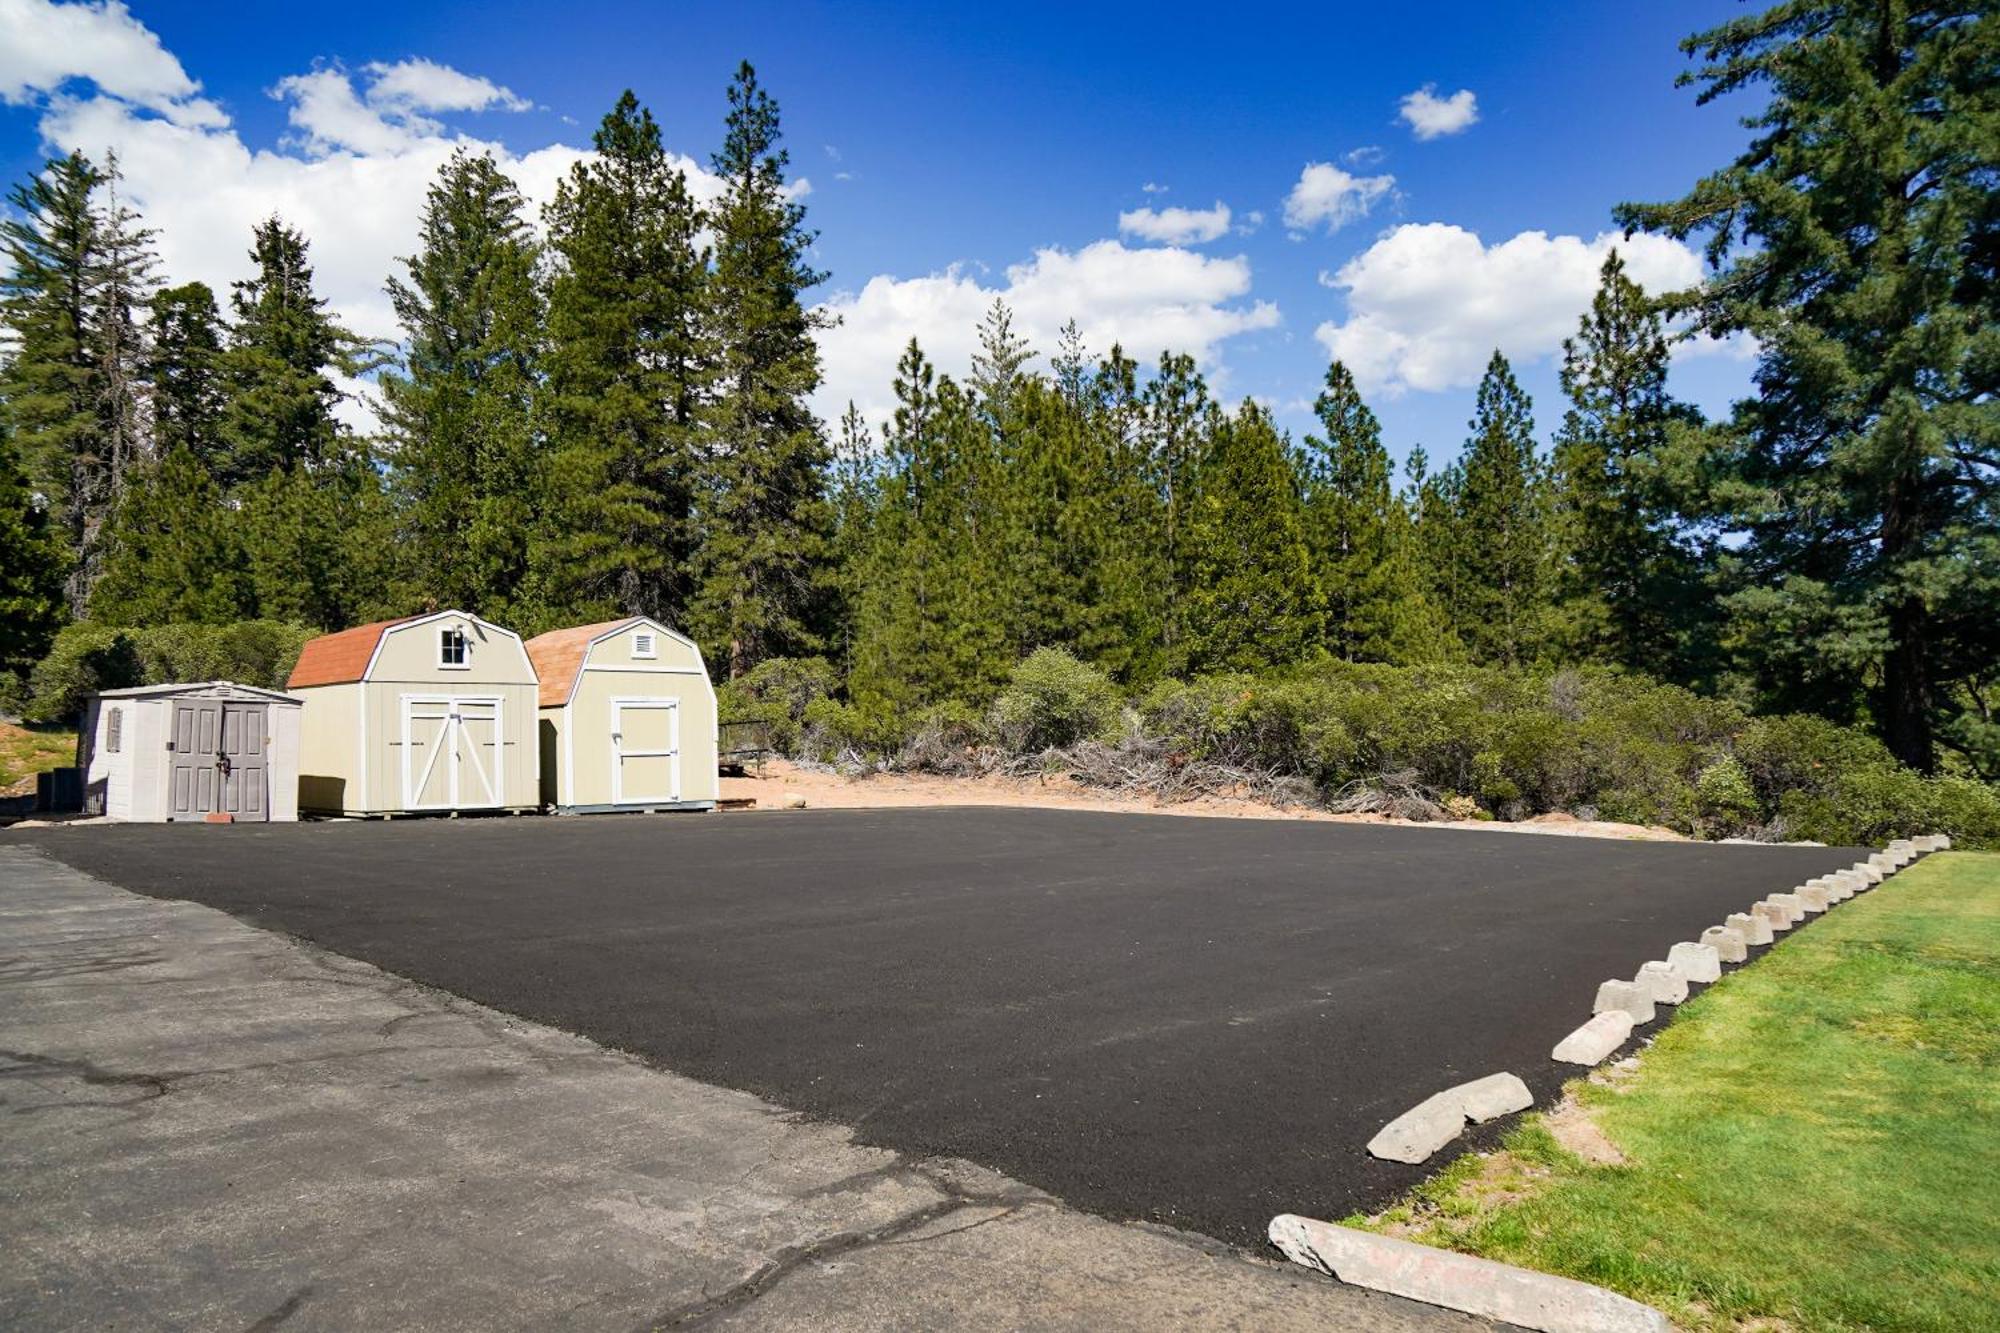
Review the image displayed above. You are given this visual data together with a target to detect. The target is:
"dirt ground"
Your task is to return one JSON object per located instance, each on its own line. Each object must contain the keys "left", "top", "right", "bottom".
{"left": 720, "top": 758, "right": 1688, "bottom": 842}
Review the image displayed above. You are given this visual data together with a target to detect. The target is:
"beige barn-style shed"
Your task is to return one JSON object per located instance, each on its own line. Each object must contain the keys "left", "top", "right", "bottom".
{"left": 78, "top": 681, "right": 303, "bottom": 822}
{"left": 289, "top": 610, "right": 539, "bottom": 816}
{"left": 525, "top": 617, "right": 718, "bottom": 814}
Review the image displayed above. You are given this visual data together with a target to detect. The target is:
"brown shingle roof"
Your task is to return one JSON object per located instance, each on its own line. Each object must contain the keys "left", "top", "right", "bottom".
{"left": 524, "top": 619, "right": 636, "bottom": 707}
{"left": 287, "top": 616, "right": 421, "bottom": 689}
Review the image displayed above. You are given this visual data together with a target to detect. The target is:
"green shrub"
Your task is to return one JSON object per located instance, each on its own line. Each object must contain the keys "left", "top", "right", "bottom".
{"left": 1692, "top": 754, "right": 1761, "bottom": 837}
{"left": 992, "top": 647, "right": 1122, "bottom": 752}
{"left": 718, "top": 656, "right": 838, "bottom": 754}
{"left": 799, "top": 696, "right": 903, "bottom": 760}
{"left": 22, "top": 625, "right": 144, "bottom": 723}
{"left": 23, "top": 620, "right": 314, "bottom": 724}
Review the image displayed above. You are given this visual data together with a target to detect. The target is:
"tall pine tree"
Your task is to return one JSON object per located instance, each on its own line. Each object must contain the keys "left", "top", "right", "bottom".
{"left": 1618, "top": 0, "right": 1999, "bottom": 771}
{"left": 691, "top": 63, "right": 834, "bottom": 675}
{"left": 532, "top": 92, "right": 709, "bottom": 628}
{"left": 0, "top": 149, "right": 153, "bottom": 616}
{"left": 1300, "top": 360, "right": 1398, "bottom": 662}
{"left": 1453, "top": 352, "right": 1549, "bottom": 667}
{"left": 1180, "top": 400, "right": 1318, "bottom": 674}
{"left": 382, "top": 150, "right": 541, "bottom": 620}
{"left": 218, "top": 217, "right": 354, "bottom": 484}
{"left": 148, "top": 282, "right": 226, "bottom": 466}
{"left": 1549, "top": 252, "right": 1704, "bottom": 675}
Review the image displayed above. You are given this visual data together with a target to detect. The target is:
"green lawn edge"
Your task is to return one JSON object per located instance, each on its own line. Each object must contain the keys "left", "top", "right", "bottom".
{"left": 1349, "top": 852, "right": 2000, "bottom": 1333}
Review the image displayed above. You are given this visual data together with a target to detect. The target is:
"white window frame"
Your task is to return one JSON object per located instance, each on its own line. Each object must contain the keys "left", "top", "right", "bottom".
{"left": 438, "top": 626, "right": 471, "bottom": 670}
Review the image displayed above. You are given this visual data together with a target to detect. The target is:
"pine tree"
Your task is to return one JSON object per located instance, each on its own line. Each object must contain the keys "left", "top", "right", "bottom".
{"left": 1140, "top": 351, "right": 1212, "bottom": 661}
{"left": 0, "top": 425, "right": 65, "bottom": 678}
{"left": 691, "top": 63, "right": 834, "bottom": 675}
{"left": 1617, "top": 0, "right": 1999, "bottom": 771}
{"left": 532, "top": 92, "right": 709, "bottom": 628}
{"left": 1399, "top": 446, "right": 1469, "bottom": 663}
{"left": 1180, "top": 400, "right": 1318, "bottom": 674}
{"left": 1, "top": 152, "right": 103, "bottom": 615}
{"left": 235, "top": 454, "right": 393, "bottom": 630}
{"left": 382, "top": 150, "right": 541, "bottom": 621}
{"left": 90, "top": 445, "right": 247, "bottom": 625}
{"left": 1549, "top": 252, "right": 1706, "bottom": 675}
{"left": 1300, "top": 360, "right": 1398, "bottom": 661}
{"left": 825, "top": 402, "right": 880, "bottom": 679}
{"left": 1454, "top": 352, "right": 1549, "bottom": 666}
{"left": 90, "top": 152, "right": 155, "bottom": 516}
{"left": 148, "top": 282, "right": 226, "bottom": 465}
{"left": 217, "top": 218, "right": 354, "bottom": 485}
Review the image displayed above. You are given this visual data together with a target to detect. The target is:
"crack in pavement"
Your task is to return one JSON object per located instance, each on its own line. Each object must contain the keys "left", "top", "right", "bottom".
{"left": 648, "top": 1158, "right": 1054, "bottom": 1330}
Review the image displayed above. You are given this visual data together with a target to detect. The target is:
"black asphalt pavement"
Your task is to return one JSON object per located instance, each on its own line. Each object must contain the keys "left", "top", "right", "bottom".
{"left": 19, "top": 809, "right": 1867, "bottom": 1248}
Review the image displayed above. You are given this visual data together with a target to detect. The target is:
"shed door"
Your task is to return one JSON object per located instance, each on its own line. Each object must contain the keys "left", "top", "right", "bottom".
{"left": 611, "top": 699, "right": 679, "bottom": 805}
{"left": 168, "top": 701, "right": 220, "bottom": 818}
{"left": 168, "top": 701, "right": 268, "bottom": 820}
{"left": 402, "top": 696, "right": 503, "bottom": 811}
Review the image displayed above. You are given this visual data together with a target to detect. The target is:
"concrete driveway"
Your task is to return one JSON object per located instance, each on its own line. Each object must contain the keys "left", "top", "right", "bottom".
{"left": 14, "top": 809, "right": 1866, "bottom": 1249}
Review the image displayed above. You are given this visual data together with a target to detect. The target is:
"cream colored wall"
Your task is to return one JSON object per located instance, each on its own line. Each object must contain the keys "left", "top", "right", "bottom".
{"left": 371, "top": 614, "right": 538, "bottom": 685}
{"left": 558, "top": 623, "right": 717, "bottom": 807}
{"left": 296, "top": 681, "right": 363, "bottom": 813}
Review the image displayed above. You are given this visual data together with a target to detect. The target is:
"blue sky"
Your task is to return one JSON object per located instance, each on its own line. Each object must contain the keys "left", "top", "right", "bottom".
{"left": 0, "top": 0, "right": 1764, "bottom": 464}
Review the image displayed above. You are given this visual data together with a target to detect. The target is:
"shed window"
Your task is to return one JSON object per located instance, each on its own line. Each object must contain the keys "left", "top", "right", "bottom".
{"left": 633, "top": 632, "right": 657, "bottom": 659}
{"left": 440, "top": 627, "right": 469, "bottom": 668}
{"left": 106, "top": 706, "right": 123, "bottom": 753}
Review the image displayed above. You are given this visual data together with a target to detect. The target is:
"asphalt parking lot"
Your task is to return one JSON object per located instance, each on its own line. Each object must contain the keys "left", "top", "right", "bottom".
{"left": 22, "top": 808, "right": 1867, "bottom": 1248}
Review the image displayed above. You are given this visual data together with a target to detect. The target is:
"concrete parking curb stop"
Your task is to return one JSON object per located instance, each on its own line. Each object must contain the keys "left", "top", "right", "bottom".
{"left": 1269, "top": 1214, "right": 1672, "bottom": 1333}
{"left": 1366, "top": 1073, "right": 1533, "bottom": 1164}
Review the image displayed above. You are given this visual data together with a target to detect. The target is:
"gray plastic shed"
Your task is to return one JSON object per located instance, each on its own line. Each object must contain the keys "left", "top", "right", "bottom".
{"left": 78, "top": 681, "right": 303, "bottom": 822}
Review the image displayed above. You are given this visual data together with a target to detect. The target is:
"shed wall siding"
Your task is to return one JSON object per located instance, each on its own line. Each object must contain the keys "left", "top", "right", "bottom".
{"left": 130, "top": 700, "right": 166, "bottom": 821}
{"left": 565, "top": 663, "right": 718, "bottom": 807}
{"left": 371, "top": 616, "right": 538, "bottom": 686}
{"left": 296, "top": 682, "right": 363, "bottom": 813}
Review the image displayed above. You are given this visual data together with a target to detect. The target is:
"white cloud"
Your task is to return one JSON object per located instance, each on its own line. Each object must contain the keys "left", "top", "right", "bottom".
{"left": 362, "top": 57, "right": 530, "bottom": 115}
{"left": 1141, "top": 180, "right": 1168, "bottom": 194}
{"left": 1398, "top": 85, "right": 1478, "bottom": 140}
{"left": 1118, "top": 200, "right": 1231, "bottom": 245}
{"left": 1282, "top": 161, "right": 1394, "bottom": 235}
{"left": 4, "top": 5, "right": 728, "bottom": 367}
{"left": 271, "top": 59, "right": 535, "bottom": 157}
{"left": 0, "top": 0, "right": 222, "bottom": 126}
{"left": 814, "top": 240, "right": 1281, "bottom": 427}
{"left": 1312, "top": 222, "right": 1727, "bottom": 395}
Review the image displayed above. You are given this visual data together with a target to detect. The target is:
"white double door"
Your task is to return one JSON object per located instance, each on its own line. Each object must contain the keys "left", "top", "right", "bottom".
{"left": 611, "top": 698, "right": 680, "bottom": 805}
{"left": 402, "top": 695, "right": 503, "bottom": 810}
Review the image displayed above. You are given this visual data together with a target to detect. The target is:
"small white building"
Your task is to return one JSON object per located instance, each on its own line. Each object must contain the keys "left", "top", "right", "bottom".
{"left": 287, "top": 610, "right": 540, "bottom": 816}
{"left": 525, "top": 616, "right": 719, "bottom": 814}
{"left": 79, "top": 681, "right": 303, "bottom": 822}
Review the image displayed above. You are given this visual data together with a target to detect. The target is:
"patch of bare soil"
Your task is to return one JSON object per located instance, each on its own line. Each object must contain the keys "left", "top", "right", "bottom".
{"left": 720, "top": 758, "right": 1688, "bottom": 842}
{"left": 1543, "top": 1095, "right": 1627, "bottom": 1166}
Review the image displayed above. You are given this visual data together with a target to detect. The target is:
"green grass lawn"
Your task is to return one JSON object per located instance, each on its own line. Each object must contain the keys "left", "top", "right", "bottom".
{"left": 1355, "top": 852, "right": 2000, "bottom": 1333}
{"left": 0, "top": 721, "right": 75, "bottom": 795}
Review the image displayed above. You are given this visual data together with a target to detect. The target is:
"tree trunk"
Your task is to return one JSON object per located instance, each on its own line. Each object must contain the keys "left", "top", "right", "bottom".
{"left": 1884, "top": 596, "right": 1933, "bottom": 773}
{"left": 1881, "top": 467, "right": 1933, "bottom": 773}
